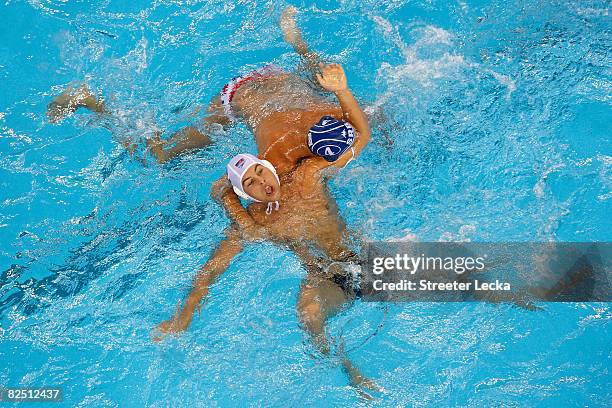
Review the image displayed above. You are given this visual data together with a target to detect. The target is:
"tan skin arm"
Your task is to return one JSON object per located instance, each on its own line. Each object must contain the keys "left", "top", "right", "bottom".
{"left": 212, "top": 177, "right": 268, "bottom": 240}
{"left": 280, "top": 12, "right": 371, "bottom": 168}
{"left": 153, "top": 178, "right": 266, "bottom": 341}
{"left": 281, "top": 7, "right": 371, "bottom": 148}
{"left": 314, "top": 63, "right": 372, "bottom": 170}
{"left": 152, "top": 229, "right": 243, "bottom": 341}
{"left": 295, "top": 64, "right": 372, "bottom": 196}
{"left": 212, "top": 177, "right": 256, "bottom": 227}
{"left": 324, "top": 65, "right": 371, "bottom": 144}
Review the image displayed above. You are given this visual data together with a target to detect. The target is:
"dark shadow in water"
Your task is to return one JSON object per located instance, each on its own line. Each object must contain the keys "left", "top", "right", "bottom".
{"left": 0, "top": 193, "right": 217, "bottom": 319}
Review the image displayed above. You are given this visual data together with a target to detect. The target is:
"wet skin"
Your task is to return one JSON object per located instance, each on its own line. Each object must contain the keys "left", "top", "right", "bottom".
{"left": 229, "top": 73, "right": 346, "bottom": 175}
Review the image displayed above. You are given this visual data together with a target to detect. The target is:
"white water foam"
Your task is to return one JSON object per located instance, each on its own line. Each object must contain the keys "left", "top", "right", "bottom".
{"left": 369, "top": 17, "right": 516, "bottom": 109}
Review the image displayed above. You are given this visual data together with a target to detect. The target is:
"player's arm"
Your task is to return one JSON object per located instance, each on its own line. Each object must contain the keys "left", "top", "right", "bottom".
{"left": 316, "top": 63, "right": 371, "bottom": 169}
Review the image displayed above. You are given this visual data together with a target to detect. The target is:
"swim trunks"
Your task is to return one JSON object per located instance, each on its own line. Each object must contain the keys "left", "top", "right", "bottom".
{"left": 220, "top": 64, "right": 284, "bottom": 121}
{"left": 326, "top": 261, "right": 363, "bottom": 299}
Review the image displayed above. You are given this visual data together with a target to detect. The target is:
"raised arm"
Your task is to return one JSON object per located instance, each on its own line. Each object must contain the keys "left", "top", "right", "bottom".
{"left": 335, "top": 88, "right": 371, "bottom": 156}
{"left": 318, "top": 63, "right": 371, "bottom": 147}
{"left": 153, "top": 229, "right": 243, "bottom": 341}
{"left": 297, "top": 64, "right": 372, "bottom": 188}
{"left": 279, "top": 7, "right": 371, "bottom": 167}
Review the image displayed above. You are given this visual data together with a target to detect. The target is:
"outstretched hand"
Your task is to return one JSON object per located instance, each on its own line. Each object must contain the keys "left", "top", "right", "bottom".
{"left": 316, "top": 63, "right": 348, "bottom": 93}
{"left": 151, "top": 301, "right": 190, "bottom": 342}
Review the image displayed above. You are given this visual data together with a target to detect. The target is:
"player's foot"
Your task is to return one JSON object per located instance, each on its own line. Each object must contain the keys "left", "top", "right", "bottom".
{"left": 47, "top": 84, "right": 104, "bottom": 123}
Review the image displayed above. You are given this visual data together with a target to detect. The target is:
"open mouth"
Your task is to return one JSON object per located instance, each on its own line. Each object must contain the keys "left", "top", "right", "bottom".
{"left": 265, "top": 185, "right": 274, "bottom": 195}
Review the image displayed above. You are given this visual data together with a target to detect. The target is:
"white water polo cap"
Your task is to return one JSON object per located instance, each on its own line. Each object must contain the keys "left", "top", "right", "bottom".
{"left": 226, "top": 153, "right": 280, "bottom": 214}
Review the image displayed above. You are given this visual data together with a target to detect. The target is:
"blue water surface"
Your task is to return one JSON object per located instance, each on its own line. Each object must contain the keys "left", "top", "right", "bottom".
{"left": 0, "top": 0, "right": 611, "bottom": 406}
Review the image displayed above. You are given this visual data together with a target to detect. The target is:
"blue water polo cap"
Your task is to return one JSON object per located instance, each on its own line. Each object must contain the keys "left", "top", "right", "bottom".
{"left": 307, "top": 116, "right": 355, "bottom": 162}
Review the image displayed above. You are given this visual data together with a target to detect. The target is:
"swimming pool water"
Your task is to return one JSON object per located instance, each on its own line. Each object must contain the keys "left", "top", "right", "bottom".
{"left": 1, "top": 0, "right": 610, "bottom": 406}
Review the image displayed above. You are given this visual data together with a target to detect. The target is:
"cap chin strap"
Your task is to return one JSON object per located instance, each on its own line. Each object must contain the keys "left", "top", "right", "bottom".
{"left": 232, "top": 186, "right": 257, "bottom": 201}
{"left": 342, "top": 147, "right": 356, "bottom": 169}
{"left": 233, "top": 186, "right": 279, "bottom": 215}
{"left": 266, "top": 201, "right": 280, "bottom": 215}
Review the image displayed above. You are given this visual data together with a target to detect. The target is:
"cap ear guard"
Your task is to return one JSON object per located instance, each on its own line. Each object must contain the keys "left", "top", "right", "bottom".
{"left": 233, "top": 185, "right": 260, "bottom": 202}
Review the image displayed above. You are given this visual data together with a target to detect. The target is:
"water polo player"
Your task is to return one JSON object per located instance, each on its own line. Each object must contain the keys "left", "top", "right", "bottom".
{"left": 46, "top": 8, "right": 369, "bottom": 175}
{"left": 153, "top": 55, "right": 375, "bottom": 395}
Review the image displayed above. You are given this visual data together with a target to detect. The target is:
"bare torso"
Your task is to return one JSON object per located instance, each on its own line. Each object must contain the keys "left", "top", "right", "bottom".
{"left": 246, "top": 169, "right": 352, "bottom": 260}
{"left": 230, "top": 74, "right": 344, "bottom": 175}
